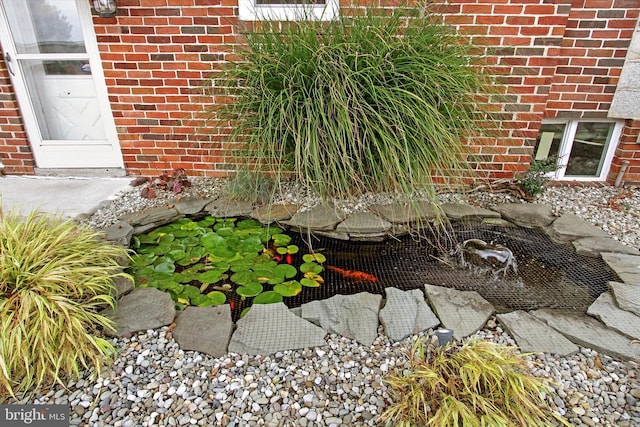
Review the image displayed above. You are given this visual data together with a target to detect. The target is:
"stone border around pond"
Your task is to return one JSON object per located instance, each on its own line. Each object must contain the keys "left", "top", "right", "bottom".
{"left": 99, "top": 198, "right": 640, "bottom": 361}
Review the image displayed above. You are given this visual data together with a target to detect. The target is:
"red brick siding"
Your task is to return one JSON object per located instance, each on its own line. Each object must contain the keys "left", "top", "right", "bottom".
{"left": 94, "top": 0, "right": 240, "bottom": 177}
{"left": 610, "top": 119, "right": 640, "bottom": 185}
{"left": 0, "top": 43, "right": 34, "bottom": 174}
{"left": 0, "top": 0, "right": 638, "bottom": 185}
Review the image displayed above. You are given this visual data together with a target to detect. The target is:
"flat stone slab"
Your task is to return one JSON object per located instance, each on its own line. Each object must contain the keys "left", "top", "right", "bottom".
{"left": 284, "top": 204, "right": 346, "bottom": 231}
{"left": 545, "top": 213, "right": 609, "bottom": 243}
{"left": 609, "top": 281, "right": 640, "bottom": 316}
{"left": 228, "top": 303, "right": 326, "bottom": 355}
{"left": 440, "top": 203, "right": 501, "bottom": 221}
{"left": 601, "top": 253, "right": 640, "bottom": 284}
{"left": 336, "top": 212, "right": 392, "bottom": 234}
{"left": 205, "top": 200, "right": 253, "bottom": 218}
{"left": 122, "top": 206, "right": 182, "bottom": 227}
{"left": 492, "top": 203, "right": 555, "bottom": 228}
{"left": 301, "top": 292, "right": 382, "bottom": 346}
{"left": 368, "top": 201, "right": 439, "bottom": 224}
{"left": 497, "top": 311, "right": 578, "bottom": 356}
{"left": 173, "top": 305, "right": 233, "bottom": 357}
{"left": 111, "top": 275, "right": 134, "bottom": 300}
{"left": 531, "top": 309, "right": 640, "bottom": 360}
{"left": 100, "top": 220, "right": 134, "bottom": 247}
{"left": 424, "top": 284, "right": 494, "bottom": 340}
{"left": 252, "top": 204, "right": 300, "bottom": 223}
{"left": 379, "top": 288, "right": 439, "bottom": 342}
{"left": 572, "top": 237, "right": 640, "bottom": 258}
{"left": 174, "top": 197, "right": 214, "bottom": 215}
{"left": 587, "top": 292, "right": 640, "bottom": 340}
{"left": 102, "top": 288, "right": 176, "bottom": 337}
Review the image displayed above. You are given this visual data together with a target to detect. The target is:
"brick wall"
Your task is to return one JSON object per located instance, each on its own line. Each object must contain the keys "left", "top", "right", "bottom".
{"left": 0, "top": 49, "right": 33, "bottom": 174}
{"left": 95, "top": 0, "right": 240, "bottom": 177}
{"left": 0, "top": 0, "right": 638, "bottom": 185}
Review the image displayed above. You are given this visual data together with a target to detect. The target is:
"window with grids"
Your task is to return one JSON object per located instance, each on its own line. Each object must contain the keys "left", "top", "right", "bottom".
{"left": 238, "top": 0, "right": 338, "bottom": 21}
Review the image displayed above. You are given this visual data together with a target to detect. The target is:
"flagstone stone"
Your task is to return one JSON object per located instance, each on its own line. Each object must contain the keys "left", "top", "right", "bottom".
{"left": 379, "top": 287, "right": 439, "bottom": 342}
{"left": 497, "top": 310, "right": 578, "bottom": 356}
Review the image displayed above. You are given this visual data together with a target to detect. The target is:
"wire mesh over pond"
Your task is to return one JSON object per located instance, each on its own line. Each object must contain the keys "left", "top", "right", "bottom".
{"left": 271, "top": 221, "right": 619, "bottom": 314}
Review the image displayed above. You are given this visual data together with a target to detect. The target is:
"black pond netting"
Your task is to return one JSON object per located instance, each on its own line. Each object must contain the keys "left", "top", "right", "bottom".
{"left": 228, "top": 221, "right": 619, "bottom": 319}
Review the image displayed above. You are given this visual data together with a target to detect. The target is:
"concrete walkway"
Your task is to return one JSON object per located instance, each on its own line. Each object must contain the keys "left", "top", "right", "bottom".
{"left": 0, "top": 175, "right": 132, "bottom": 219}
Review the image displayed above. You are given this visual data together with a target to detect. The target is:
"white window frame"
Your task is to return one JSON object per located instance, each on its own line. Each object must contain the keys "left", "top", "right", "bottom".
{"left": 536, "top": 119, "right": 623, "bottom": 182}
{"left": 238, "top": 0, "right": 339, "bottom": 21}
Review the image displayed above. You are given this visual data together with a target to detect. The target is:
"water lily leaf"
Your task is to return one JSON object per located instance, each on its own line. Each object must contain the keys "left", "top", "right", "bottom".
{"left": 201, "top": 232, "right": 225, "bottom": 248}
{"left": 231, "top": 270, "right": 256, "bottom": 286}
{"left": 181, "top": 220, "right": 202, "bottom": 230}
{"left": 274, "top": 264, "right": 297, "bottom": 279}
{"left": 240, "top": 307, "right": 251, "bottom": 318}
{"left": 196, "top": 216, "right": 215, "bottom": 226}
{"left": 216, "top": 227, "right": 234, "bottom": 237}
{"left": 131, "top": 253, "right": 156, "bottom": 267}
{"left": 252, "top": 291, "right": 283, "bottom": 304}
{"left": 198, "top": 269, "right": 224, "bottom": 284}
{"left": 237, "top": 219, "right": 263, "bottom": 229}
{"left": 137, "top": 234, "right": 159, "bottom": 245}
{"left": 154, "top": 261, "right": 175, "bottom": 276}
{"left": 303, "top": 253, "right": 326, "bottom": 263}
{"left": 181, "top": 285, "right": 201, "bottom": 299}
{"left": 276, "top": 247, "right": 288, "bottom": 255}
{"left": 182, "top": 236, "right": 200, "bottom": 246}
{"left": 206, "top": 291, "right": 227, "bottom": 305}
{"left": 286, "top": 245, "right": 299, "bottom": 254}
{"left": 177, "top": 297, "right": 190, "bottom": 306}
{"left": 158, "top": 234, "right": 175, "bottom": 245}
{"left": 239, "top": 236, "right": 265, "bottom": 253}
{"left": 191, "top": 293, "right": 208, "bottom": 306}
{"left": 273, "top": 234, "right": 291, "bottom": 246}
{"left": 273, "top": 281, "right": 302, "bottom": 297}
{"left": 300, "top": 262, "right": 322, "bottom": 274}
{"left": 230, "top": 259, "right": 254, "bottom": 273}
{"left": 168, "top": 249, "right": 186, "bottom": 261}
{"left": 301, "top": 277, "right": 321, "bottom": 287}
{"left": 237, "top": 282, "right": 263, "bottom": 298}
{"left": 210, "top": 246, "right": 237, "bottom": 259}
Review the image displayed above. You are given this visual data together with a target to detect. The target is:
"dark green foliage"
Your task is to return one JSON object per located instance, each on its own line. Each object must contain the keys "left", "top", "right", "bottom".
{"left": 213, "top": 3, "right": 502, "bottom": 201}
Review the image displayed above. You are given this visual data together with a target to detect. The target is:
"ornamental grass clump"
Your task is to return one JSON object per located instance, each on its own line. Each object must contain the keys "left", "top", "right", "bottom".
{"left": 0, "top": 207, "right": 129, "bottom": 399}
{"left": 213, "top": 2, "right": 502, "bottom": 203}
{"left": 380, "top": 338, "right": 571, "bottom": 426}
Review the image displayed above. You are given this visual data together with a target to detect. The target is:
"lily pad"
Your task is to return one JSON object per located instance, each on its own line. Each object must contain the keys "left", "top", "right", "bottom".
{"left": 273, "top": 280, "right": 302, "bottom": 297}
{"left": 237, "top": 282, "right": 263, "bottom": 298}
{"left": 252, "top": 291, "right": 283, "bottom": 304}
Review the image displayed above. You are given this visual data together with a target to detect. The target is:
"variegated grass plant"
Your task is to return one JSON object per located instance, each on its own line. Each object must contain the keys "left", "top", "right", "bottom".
{"left": 380, "top": 338, "right": 571, "bottom": 426}
{"left": 0, "top": 207, "right": 129, "bottom": 399}
{"left": 212, "top": 2, "right": 503, "bottom": 206}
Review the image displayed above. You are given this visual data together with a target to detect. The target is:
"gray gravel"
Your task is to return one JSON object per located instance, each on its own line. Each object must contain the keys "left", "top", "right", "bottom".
{"left": 45, "top": 180, "right": 639, "bottom": 426}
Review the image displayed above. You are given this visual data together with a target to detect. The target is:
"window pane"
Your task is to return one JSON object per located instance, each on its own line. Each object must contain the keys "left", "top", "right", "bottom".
{"left": 256, "top": 0, "right": 325, "bottom": 4}
{"left": 534, "top": 123, "right": 564, "bottom": 162}
{"left": 4, "top": 0, "right": 87, "bottom": 54}
{"left": 565, "top": 122, "right": 612, "bottom": 177}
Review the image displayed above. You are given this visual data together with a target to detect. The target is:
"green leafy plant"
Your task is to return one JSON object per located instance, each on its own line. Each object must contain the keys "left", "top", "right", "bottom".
{"left": 212, "top": 2, "right": 501, "bottom": 203}
{"left": 517, "top": 157, "right": 558, "bottom": 198}
{"left": 0, "top": 208, "right": 128, "bottom": 398}
{"left": 380, "top": 338, "right": 570, "bottom": 426}
{"left": 128, "top": 216, "right": 325, "bottom": 310}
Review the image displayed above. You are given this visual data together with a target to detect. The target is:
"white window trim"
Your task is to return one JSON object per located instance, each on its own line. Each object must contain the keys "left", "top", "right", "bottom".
{"left": 238, "top": 0, "right": 339, "bottom": 21}
{"left": 539, "top": 119, "right": 623, "bottom": 182}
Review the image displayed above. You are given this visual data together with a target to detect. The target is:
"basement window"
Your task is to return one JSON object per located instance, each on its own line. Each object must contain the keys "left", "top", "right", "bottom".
{"left": 238, "top": 0, "right": 339, "bottom": 21}
{"left": 533, "top": 120, "right": 622, "bottom": 181}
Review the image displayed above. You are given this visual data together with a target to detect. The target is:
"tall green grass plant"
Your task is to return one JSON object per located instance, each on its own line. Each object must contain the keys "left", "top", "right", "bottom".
{"left": 0, "top": 208, "right": 128, "bottom": 399}
{"left": 214, "top": 2, "right": 502, "bottom": 203}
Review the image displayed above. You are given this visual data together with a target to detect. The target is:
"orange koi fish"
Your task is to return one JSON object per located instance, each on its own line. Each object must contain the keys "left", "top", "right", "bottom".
{"left": 326, "top": 265, "right": 378, "bottom": 283}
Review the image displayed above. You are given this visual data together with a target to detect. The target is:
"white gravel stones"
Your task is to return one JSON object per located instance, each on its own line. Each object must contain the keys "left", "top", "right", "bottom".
{"left": 49, "top": 181, "right": 640, "bottom": 426}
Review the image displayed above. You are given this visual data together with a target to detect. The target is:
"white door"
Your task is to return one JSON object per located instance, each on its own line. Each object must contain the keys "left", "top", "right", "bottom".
{"left": 0, "top": 0, "right": 123, "bottom": 169}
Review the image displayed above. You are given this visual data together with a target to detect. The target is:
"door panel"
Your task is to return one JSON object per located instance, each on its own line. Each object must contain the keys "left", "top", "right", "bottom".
{"left": 0, "top": 0, "right": 123, "bottom": 169}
